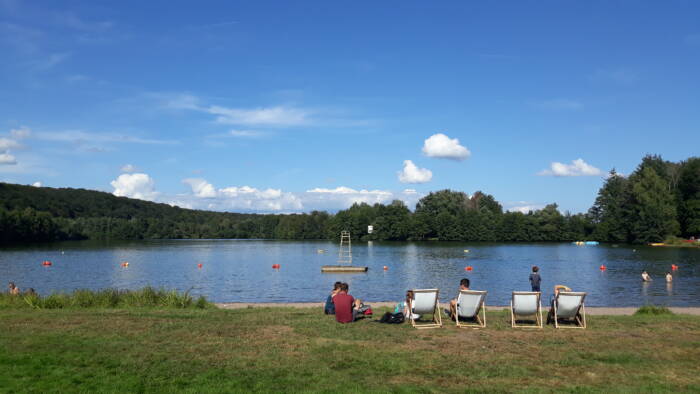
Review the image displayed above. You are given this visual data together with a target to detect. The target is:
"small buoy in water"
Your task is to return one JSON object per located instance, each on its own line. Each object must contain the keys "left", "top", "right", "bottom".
{"left": 465, "top": 266, "right": 473, "bottom": 271}
{"left": 600, "top": 265, "right": 606, "bottom": 271}
{"left": 272, "top": 264, "right": 280, "bottom": 269}
{"left": 61, "top": 251, "right": 65, "bottom": 255}
{"left": 464, "top": 249, "right": 469, "bottom": 253}
{"left": 383, "top": 266, "right": 388, "bottom": 271}
{"left": 197, "top": 263, "right": 203, "bottom": 269}
{"left": 121, "top": 262, "right": 129, "bottom": 267}
{"left": 42, "top": 260, "right": 52, "bottom": 266}
{"left": 671, "top": 264, "right": 678, "bottom": 270}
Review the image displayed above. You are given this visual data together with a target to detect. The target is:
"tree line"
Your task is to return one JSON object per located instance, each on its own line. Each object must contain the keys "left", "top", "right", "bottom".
{"left": 1, "top": 155, "right": 698, "bottom": 245}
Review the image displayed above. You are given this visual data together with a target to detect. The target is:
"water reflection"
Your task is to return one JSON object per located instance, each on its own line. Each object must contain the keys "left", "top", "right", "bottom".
{"left": 1, "top": 240, "right": 699, "bottom": 306}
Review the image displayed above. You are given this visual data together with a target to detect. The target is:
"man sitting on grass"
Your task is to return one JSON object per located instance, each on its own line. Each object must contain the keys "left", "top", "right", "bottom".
{"left": 332, "top": 283, "right": 362, "bottom": 323}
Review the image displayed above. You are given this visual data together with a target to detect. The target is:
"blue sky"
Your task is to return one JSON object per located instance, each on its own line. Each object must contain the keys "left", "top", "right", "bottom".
{"left": 1, "top": 1, "right": 699, "bottom": 213}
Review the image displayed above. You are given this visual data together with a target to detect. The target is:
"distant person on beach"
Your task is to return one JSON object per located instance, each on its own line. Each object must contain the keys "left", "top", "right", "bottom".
{"left": 666, "top": 272, "right": 673, "bottom": 282}
{"left": 642, "top": 271, "right": 652, "bottom": 282}
{"left": 446, "top": 278, "right": 470, "bottom": 319}
{"left": 8, "top": 282, "right": 20, "bottom": 295}
{"left": 332, "top": 283, "right": 362, "bottom": 323}
{"left": 324, "top": 281, "right": 342, "bottom": 315}
{"left": 529, "top": 266, "right": 541, "bottom": 292}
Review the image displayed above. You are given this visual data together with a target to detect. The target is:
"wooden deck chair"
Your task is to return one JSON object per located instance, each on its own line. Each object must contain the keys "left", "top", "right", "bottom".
{"left": 408, "top": 289, "right": 442, "bottom": 329}
{"left": 455, "top": 290, "right": 487, "bottom": 328}
{"left": 511, "top": 291, "right": 543, "bottom": 328}
{"left": 553, "top": 291, "right": 587, "bottom": 329}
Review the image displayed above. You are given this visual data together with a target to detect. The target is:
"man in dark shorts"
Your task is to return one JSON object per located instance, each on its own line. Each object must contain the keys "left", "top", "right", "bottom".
{"left": 332, "top": 283, "right": 362, "bottom": 323}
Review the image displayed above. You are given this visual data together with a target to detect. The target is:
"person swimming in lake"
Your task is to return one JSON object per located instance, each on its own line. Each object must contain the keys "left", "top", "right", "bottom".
{"left": 666, "top": 272, "right": 673, "bottom": 282}
{"left": 641, "top": 271, "right": 652, "bottom": 282}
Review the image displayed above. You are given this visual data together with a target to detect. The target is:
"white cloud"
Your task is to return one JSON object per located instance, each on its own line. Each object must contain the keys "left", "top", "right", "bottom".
{"left": 218, "top": 185, "right": 302, "bottom": 211}
{"left": 32, "top": 181, "right": 42, "bottom": 187}
{"left": 398, "top": 160, "right": 432, "bottom": 184}
{"left": 229, "top": 129, "right": 264, "bottom": 137}
{"left": 0, "top": 152, "right": 17, "bottom": 165}
{"left": 160, "top": 93, "right": 313, "bottom": 127}
{"left": 507, "top": 204, "right": 545, "bottom": 214}
{"left": 183, "top": 178, "right": 217, "bottom": 198}
{"left": 538, "top": 158, "right": 603, "bottom": 177}
{"left": 110, "top": 173, "right": 159, "bottom": 201}
{"left": 305, "top": 186, "right": 394, "bottom": 209}
{"left": 422, "top": 133, "right": 471, "bottom": 160}
{"left": 0, "top": 137, "right": 21, "bottom": 150}
{"left": 120, "top": 164, "right": 138, "bottom": 173}
{"left": 10, "top": 126, "right": 31, "bottom": 139}
{"left": 530, "top": 99, "right": 583, "bottom": 110}
{"left": 34, "top": 130, "right": 178, "bottom": 145}
{"left": 207, "top": 105, "right": 310, "bottom": 126}
{"left": 403, "top": 189, "right": 418, "bottom": 195}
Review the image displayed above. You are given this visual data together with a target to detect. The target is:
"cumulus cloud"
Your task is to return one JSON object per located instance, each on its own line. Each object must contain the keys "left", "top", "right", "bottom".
{"left": 538, "top": 158, "right": 603, "bottom": 177}
{"left": 120, "top": 164, "right": 138, "bottom": 173}
{"left": 0, "top": 137, "right": 21, "bottom": 151}
{"left": 506, "top": 203, "right": 545, "bottom": 214}
{"left": 422, "top": 133, "right": 471, "bottom": 160}
{"left": 32, "top": 181, "right": 42, "bottom": 187}
{"left": 229, "top": 129, "right": 264, "bottom": 137}
{"left": 0, "top": 152, "right": 17, "bottom": 165}
{"left": 218, "top": 186, "right": 302, "bottom": 211}
{"left": 208, "top": 106, "right": 310, "bottom": 126}
{"left": 183, "top": 178, "right": 217, "bottom": 198}
{"left": 110, "top": 173, "right": 159, "bottom": 201}
{"left": 398, "top": 160, "right": 432, "bottom": 184}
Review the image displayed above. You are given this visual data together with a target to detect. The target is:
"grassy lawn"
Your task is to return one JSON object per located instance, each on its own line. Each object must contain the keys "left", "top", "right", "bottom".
{"left": 1, "top": 306, "right": 699, "bottom": 393}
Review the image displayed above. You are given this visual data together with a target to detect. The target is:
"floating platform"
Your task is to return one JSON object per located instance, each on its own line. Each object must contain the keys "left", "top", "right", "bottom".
{"left": 321, "top": 265, "right": 368, "bottom": 273}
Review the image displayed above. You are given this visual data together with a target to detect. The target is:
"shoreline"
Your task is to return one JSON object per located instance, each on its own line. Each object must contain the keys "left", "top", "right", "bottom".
{"left": 215, "top": 302, "right": 700, "bottom": 315}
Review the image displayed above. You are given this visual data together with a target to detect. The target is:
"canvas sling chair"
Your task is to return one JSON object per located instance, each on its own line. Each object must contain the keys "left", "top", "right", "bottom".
{"left": 510, "top": 291, "right": 543, "bottom": 328}
{"left": 455, "top": 290, "right": 487, "bottom": 328}
{"left": 408, "top": 289, "right": 443, "bottom": 329}
{"left": 552, "top": 291, "right": 587, "bottom": 329}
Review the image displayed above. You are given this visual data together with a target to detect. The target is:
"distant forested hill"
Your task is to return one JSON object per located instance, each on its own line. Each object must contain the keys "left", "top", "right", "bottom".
{"left": 1, "top": 154, "right": 698, "bottom": 244}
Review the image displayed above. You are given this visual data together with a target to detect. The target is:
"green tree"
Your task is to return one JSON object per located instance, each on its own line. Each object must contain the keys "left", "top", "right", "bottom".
{"left": 627, "top": 167, "right": 680, "bottom": 243}
{"left": 588, "top": 170, "right": 629, "bottom": 242}
{"left": 677, "top": 157, "right": 700, "bottom": 236}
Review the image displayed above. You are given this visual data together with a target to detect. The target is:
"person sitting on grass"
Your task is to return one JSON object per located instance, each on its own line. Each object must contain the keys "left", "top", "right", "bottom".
{"left": 324, "top": 281, "right": 342, "bottom": 315}
{"left": 332, "top": 283, "right": 362, "bottom": 323}
{"left": 446, "top": 278, "right": 470, "bottom": 320}
{"left": 8, "top": 282, "right": 19, "bottom": 295}
{"left": 395, "top": 290, "right": 419, "bottom": 320}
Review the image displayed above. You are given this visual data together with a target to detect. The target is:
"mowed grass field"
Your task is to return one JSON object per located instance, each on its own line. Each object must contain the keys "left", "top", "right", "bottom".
{"left": 1, "top": 305, "right": 700, "bottom": 393}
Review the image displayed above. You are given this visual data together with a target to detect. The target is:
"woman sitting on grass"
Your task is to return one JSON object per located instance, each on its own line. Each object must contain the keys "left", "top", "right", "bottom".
{"left": 324, "top": 281, "right": 342, "bottom": 315}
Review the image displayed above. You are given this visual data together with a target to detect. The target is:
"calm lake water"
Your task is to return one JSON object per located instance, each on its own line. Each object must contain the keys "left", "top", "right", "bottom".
{"left": 1, "top": 240, "right": 699, "bottom": 306}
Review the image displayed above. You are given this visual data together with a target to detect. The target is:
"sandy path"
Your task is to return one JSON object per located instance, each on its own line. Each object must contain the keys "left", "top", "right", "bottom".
{"left": 215, "top": 302, "right": 700, "bottom": 315}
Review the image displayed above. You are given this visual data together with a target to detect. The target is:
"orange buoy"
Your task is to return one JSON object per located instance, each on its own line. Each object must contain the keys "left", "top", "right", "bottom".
{"left": 599, "top": 265, "right": 606, "bottom": 271}
{"left": 465, "top": 266, "right": 473, "bottom": 271}
{"left": 671, "top": 264, "right": 678, "bottom": 270}
{"left": 120, "top": 261, "right": 129, "bottom": 267}
{"left": 42, "top": 260, "right": 52, "bottom": 266}
{"left": 272, "top": 264, "right": 280, "bottom": 269}
{"left": 197, "top": 263, "right": 203, "bottom": 269}
{"left": 383, "top": 266, "right": 388, "bottom": 271}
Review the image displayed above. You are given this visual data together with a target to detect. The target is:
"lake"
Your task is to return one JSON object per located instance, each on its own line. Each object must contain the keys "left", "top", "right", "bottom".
{"left": 1, "top": 240, "right": 699, "bottom": 306}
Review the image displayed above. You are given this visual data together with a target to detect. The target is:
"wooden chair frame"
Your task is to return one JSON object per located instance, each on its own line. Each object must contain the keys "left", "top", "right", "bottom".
{"left": 455, "top": 290, "right": 487, "bottom": 329}
{"left": 510, "top": 291, "right": 543, "bottom": 328}
{"left": 408, "top": 289, "right": 443, "bottom": 329}
{"left": 553, "top": 292, "right": 587, "bottom": 329}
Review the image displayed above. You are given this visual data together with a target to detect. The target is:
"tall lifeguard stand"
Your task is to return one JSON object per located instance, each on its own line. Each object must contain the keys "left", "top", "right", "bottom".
{"left": 321, "top": 231, "right": 368, "bottom": 273}
{"left": 338, "top": 230, "right": 352, "bottom": 264}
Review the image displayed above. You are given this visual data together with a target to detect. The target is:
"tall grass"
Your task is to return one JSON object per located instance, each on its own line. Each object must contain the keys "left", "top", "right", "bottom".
{"left": 635, "top": 305, "right": 673, "bottom": 315}
{"left": 0, "top": 287, "right": 212, "bottom": 310}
